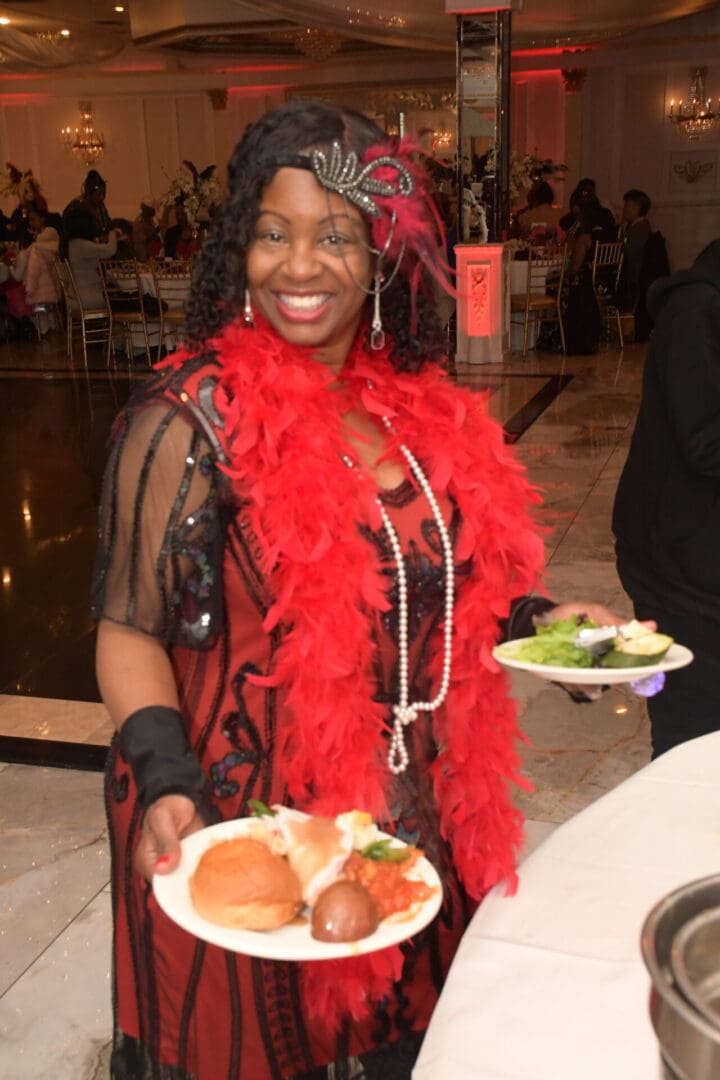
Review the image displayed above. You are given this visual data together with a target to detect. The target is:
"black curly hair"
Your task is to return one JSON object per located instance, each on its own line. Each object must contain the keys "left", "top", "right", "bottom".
{"left": 184, "top": 100, "right": 446, "bottom": 372}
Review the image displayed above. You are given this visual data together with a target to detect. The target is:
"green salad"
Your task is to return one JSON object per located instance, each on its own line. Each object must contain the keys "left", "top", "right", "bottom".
{"left": 498, "top": 617, "right": 674, "bottom": 670}
{"left": 507, "top": 617, "right": 597, "bottom": 667}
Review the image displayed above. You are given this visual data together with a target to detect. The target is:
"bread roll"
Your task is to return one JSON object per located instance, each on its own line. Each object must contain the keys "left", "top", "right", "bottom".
{"left": 190, "top": 837, "right": 302, "bottom": 930}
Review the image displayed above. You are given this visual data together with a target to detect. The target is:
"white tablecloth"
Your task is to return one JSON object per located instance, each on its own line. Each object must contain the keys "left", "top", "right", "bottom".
{"left": 414, "top": 733, "right": 720, "bottom": 1080}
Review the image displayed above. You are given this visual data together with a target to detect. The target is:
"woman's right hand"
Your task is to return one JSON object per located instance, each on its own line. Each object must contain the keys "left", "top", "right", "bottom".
{"left": 134, "top": 793, "right": 206, "bottom": 881}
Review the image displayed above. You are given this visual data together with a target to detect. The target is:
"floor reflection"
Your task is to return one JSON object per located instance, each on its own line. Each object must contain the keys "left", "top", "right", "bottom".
{"left": 0, "top": 334, "right": 646, "bottom": 765}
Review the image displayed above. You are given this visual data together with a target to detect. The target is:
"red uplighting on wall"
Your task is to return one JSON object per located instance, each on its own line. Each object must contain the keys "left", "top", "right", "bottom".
{"left": 0, "top": 93, "right": 50, "bottom": 103}
{"left": 0, "top": 73, "right": 42, "bottom": 81}
{"left": 102, "top": 64, "right": 166, "bottom": 72}
{"left": 511, "top": 69, "right": 563, "bottom": 78}
{"left": 218, "top": 64, "right": 308, "bottom": 73}
{"left": 512, "top": 47, "right": 579, "bottom": 57}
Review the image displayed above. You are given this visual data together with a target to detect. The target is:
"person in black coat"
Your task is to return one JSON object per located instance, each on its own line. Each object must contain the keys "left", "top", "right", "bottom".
{"left": 613, "top": 240, "right": 720, "bottom": 757}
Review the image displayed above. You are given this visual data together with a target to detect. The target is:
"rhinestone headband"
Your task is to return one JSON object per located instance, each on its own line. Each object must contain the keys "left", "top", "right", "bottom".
{"left": 266, "top": 141, "right": 415, "bottom": 219}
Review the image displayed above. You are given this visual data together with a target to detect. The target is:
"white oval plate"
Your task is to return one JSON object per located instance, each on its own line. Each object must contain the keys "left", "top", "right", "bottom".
{"left": 492, "top": 640, "right": 694, "bottom": 685}
{"left": 153, "top": 818, "right": 443, "bottom": 961}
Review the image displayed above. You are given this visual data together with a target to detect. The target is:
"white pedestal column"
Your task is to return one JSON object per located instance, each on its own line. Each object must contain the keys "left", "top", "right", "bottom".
{"left": 454, "top": 243, "right": 510, "bottom": 363}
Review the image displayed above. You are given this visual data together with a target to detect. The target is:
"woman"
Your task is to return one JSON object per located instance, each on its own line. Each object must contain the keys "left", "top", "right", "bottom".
{"left": 7, "top": 203, "right": 61, "bottom": 333}
{"left": 63, "top": 168, "right": 112, "bottom": 237}
{"left": 537, "top": 194, "right": 605, "bottom": 355}
{"left": 513, "top": 181, "right": 564, "bottom": 239}
{"left": 11, "top": 203, "right": 60, "bottom": 278}
{"left": 63, "top": 209, "right": 119, "bottom": 310}
{"left": 93, "top": 102, "right": 617, "bottom": 1080}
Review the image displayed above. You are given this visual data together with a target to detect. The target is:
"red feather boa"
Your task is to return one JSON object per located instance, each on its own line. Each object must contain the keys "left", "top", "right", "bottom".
{"left": 162, "top": 317, "right": 545, "bottom": 1029}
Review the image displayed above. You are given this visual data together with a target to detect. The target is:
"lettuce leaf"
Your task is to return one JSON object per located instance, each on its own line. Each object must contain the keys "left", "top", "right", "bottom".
{"left": 511, "top": 617, "right": 597, "bottom": 668}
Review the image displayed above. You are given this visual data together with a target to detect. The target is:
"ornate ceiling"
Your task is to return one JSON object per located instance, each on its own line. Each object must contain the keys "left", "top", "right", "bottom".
{"left": 231, "top": 1, "right": 720, "bottom": 50}
{"left": 0, "top": 0, "right": 716, "bottom": 70}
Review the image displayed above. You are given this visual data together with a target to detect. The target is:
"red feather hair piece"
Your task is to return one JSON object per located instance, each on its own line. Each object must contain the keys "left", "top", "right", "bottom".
{"left": 361, "top": 137, "right": 455, "bottom": 299}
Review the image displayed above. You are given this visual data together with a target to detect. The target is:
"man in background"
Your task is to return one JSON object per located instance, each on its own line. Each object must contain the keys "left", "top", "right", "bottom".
{"left": 617, "top": 188, "right": 652, "bottom": 312}
{"left": 613, "top": 240, "right": 720, "bottom": 756}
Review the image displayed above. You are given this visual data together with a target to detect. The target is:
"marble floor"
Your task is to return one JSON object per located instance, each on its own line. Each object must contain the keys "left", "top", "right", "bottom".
{"left": 0, "top": 329, "right": 651, "bottom": 1077}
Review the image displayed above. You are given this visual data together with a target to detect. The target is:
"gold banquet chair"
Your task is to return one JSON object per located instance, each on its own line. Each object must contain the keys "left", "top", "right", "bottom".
{"left": 98, "top": 259, "right": 153, "bottom": 370}
{"left": 150, "top": 258, "right": 193, "bottom": 362}
{"left": 510, "top": 247, "right": 567, "bottom": 357}
{"left": 53, "top": 256, "right": 111, "bottom": 375}
{"left": 591, "top": 240, "right": 625, "bottom": 348}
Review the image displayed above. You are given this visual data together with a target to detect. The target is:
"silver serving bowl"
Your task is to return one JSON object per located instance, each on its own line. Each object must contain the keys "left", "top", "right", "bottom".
{"left": 670, "top": 907, "right": 720, "bottom": 1030}
{"left": 641, "top": 875, "right": 720, "bottom": 1080}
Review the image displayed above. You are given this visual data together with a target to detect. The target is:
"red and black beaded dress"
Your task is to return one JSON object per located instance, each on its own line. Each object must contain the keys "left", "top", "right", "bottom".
{"left": 94, "top": 354, "right": 475, "bottom": 1080}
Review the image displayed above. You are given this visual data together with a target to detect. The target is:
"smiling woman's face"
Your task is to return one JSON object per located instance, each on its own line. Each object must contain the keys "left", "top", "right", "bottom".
{"left": 245, "top": 167, "right": 373, "bottom": 372}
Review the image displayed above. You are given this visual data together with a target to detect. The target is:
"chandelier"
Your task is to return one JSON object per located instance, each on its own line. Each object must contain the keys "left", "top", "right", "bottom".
{"left": 668, "top": 68, "right": 719, "bottom": 140}
{"left": 35, "top": 29, "right": 71, "bottom": 45}
{"left": 432, "top": 129, "right": 454, "bottom": 151}
{"left": 61, "top": 101, "right": 105, "bottom": 166}
{"left": 278, "top": 28, "right": 343, "bottom": 62}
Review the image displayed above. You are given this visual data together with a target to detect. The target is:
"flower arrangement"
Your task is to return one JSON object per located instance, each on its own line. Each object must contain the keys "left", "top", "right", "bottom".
{"left": 158, "top": 160, "right": 223, "bottom": 225}
{"left": 0, "top": 162, "right": 46, "bottom": 206}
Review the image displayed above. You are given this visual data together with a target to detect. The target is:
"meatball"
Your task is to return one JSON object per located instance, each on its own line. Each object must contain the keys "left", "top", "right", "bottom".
{"left": 311, "top": 880, "right": 379, "bottom": 942}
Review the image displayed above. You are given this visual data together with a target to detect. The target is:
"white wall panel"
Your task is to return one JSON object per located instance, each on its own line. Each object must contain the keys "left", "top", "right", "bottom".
{"left": 142, "top": 96, "right": 181, "bottom": 204}
{"left": 176, "top": 96, "right": 214, "bottom": 174}
{"left": 1, "top": 105, "right": 35, "bottom": 188}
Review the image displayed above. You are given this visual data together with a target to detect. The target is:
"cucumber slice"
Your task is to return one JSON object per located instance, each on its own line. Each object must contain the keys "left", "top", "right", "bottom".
{"left": 600, "top": 631, "right": 673, "bottom": 669}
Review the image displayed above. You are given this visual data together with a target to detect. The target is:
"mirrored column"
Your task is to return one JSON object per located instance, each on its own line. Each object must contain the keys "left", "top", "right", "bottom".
{"left": 455, "top": 11, "right": 511, "bottom": 243}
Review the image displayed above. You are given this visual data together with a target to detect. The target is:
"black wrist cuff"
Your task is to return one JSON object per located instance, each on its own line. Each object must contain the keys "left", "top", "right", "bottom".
{"left": 118, "top": 705, "right": 214, "bottom": 820}
{"left": 504, "top": 594, "right": 557, "bottom": 641}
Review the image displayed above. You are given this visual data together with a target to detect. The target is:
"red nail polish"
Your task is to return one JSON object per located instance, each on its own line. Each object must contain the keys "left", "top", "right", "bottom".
{"left": 156, "top": 855, "right": 170, "bottom": 868}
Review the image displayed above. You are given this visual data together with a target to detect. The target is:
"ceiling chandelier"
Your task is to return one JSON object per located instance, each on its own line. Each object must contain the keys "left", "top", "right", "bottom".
{"left": 668, "top": 68, "right": 719, "bottom": 140}
{"left": 35, "top": 29, "right": 71, "bottom": 45}
{"left": 61, "top": 101, "right": 105, "bottom": 166}
{"left": 279, "top": 28, "right": 343, "bottom": 62}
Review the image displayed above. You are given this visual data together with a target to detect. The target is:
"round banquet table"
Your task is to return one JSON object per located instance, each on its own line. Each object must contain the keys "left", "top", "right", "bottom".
{"left": 413, "top": 732, "right": 720, "bottom": 1080}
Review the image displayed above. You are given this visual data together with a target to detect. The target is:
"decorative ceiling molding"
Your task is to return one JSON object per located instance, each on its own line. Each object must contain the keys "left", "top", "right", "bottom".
{"left": 0, "top": 0, "right": 717, "bottom": 73}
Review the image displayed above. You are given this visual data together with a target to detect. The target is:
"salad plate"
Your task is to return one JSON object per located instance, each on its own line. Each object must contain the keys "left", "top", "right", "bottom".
{"left": 153, "top": 818, "right": 443, "bottom": 961}
{"left": 493, "top": 639, "right": 694, "bottom": 685}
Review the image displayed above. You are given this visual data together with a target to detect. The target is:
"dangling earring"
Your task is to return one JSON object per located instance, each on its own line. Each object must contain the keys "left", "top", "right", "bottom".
{"left": 243, "top": 288, "right": 254, "bottom": 326}
{"left": 370, "top": 271, "right": 385, "bottom": 350}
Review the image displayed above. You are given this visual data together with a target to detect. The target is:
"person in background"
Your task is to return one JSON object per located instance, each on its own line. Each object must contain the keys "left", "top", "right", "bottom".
{"left": 513, "top": 181, "right": 564, "bottom": 239}
{"left": 7, "top": 204, "right": 61, "bottom": 335}
{"left": 614, "top": 239, "right": 720, "bottom": 757}
{"left": 174, "top": 219, "right": 200, "bottom": 260}
{"left": 162, "top": 203, "right": 189, "bottom": 259}
{"left": 63, "top": 169, "right": 112, "bottom": 237}
{"left": 617, "top": 189, "right": 652, "bottom": 312}
{"left": 109, "top": 218, "right": 135, "bottom": 260}
{"left": 560, "top": 177, "right": 616, "bottom": 238}
{"left": 62, "top": 208, "right": 120, "bottom": 309}
{"left": 5, "top": 201, "right": 33, "bottom": 249}
{"left": 132, "top": 196, "right": 159, "bottom": 261}
{"left": 10, "top": 203, "right": 60, "bottom": 279}
{"left": 537, "top": 194, "right": 604, "bottom": 355}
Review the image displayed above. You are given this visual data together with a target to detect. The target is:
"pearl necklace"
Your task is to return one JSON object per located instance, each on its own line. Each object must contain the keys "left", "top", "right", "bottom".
{"left": 344, "top": 412, "right": 455, "bottom": 775}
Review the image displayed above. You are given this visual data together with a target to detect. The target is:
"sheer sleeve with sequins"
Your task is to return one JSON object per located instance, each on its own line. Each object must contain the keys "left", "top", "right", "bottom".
{"left": 91, "top": 398, "right": 225, "bottom": 649}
